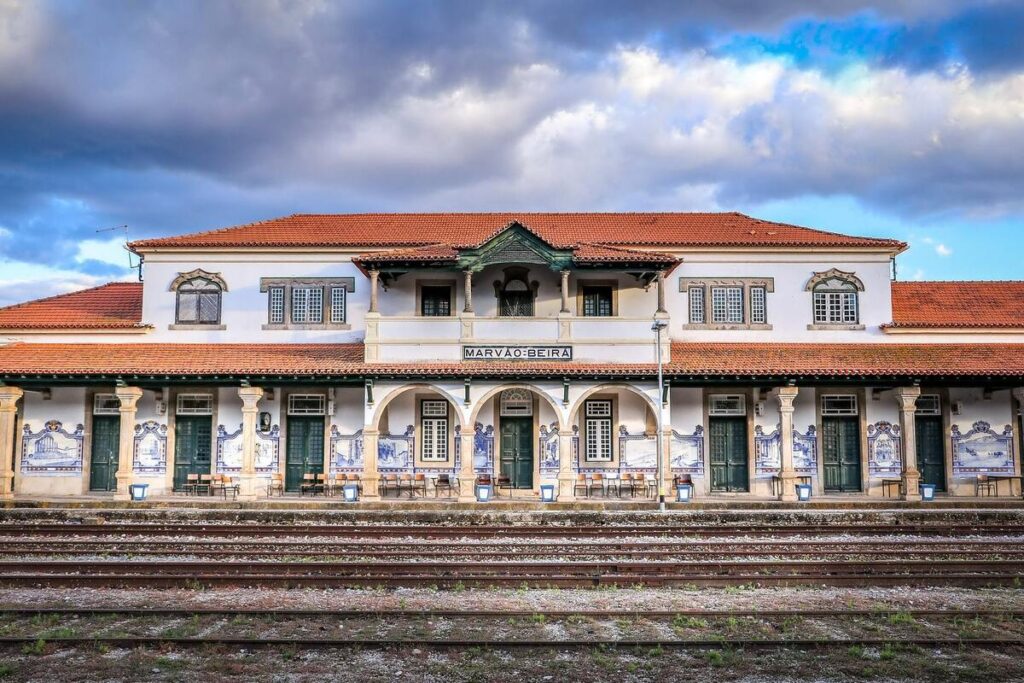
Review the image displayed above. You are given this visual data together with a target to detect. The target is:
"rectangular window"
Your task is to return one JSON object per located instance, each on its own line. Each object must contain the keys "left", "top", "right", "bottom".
{"left": 291, "top": 287, "right": 323, "bottom": 324}
{"left": 750, "top": 286, "right": 767, "bottom": 325}
{"left": 821, "top": 395, "right": 858, "bottom": 416}
{"left": 582, "top": 285, "right": 613, "bottom": 317}
{"left": 420, "top": 286, "right": 452, "bottom": 317}
{"left": 176, "top": 394, "right": 213, "bottom": 415}
{"left": 916, "top": 395, "right": 941, "bottom": 416}
{"left": 93, "top": 394, "right": 120, "bottom": 415}
{"left": 330, "top": 287, "right": 346, "bottom": 323}
{"left": 814, "top": 292, "right": 859, "bottom": 324}
{"left": 709, "top": 394, "right": 746, "bottom": 416}
{"left": 711, "top": 287, "right": 743, "bottom": 323}
{"left": 688, "top": 287, "right": 705, "bottom": 324}
{"left": 584, "top": 400, "right": 613, "bottom": 462}
{"left": 288, "top": 394, "right": 326, "bottom": 415}
{"left": 421, "top": 400, "right": 449, "bottom": 461}
{"left": 268, "top": 287, "right": 285, "bottom": 324}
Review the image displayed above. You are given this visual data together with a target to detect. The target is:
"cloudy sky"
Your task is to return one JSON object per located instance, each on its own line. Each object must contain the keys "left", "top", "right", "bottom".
{"left": 0, "top": 0, "right": 1022, "bottom": 305}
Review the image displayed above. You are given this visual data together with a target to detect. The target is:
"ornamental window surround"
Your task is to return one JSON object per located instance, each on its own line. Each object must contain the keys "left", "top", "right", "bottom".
{"left": 493, "top": 267, "right": 539, "bottom": 317}
{"left": 805, "top": 269, "right": 864, "bottom": 329}
{"left": 680, "top": 278, "right": 773, "bottom": 329}
{"left": 170, "top": 270, "right": 227, "bottom": 329}
{"left": 260, "top": 277, "right": 355, "bottom": 330}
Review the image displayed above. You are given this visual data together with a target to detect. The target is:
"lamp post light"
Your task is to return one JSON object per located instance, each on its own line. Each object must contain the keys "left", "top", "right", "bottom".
{"left": 652, "top": 319, "right": 668, "bottom": 513}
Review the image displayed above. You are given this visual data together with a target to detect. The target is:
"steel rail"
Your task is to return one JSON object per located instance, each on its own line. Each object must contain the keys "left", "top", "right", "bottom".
{"left": 0, "top": 636, "right": 1021, "bottom": 649}
{"left": 1, "top": 572, "right": 1020, "bottom": 587}
{"left": 3, "top": 607, "right": 1023, "bottom": 618}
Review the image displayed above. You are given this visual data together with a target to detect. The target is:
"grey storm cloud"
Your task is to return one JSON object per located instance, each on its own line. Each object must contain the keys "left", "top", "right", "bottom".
{"left": 0, "top": 0, "right": 1020, "bottom": 270}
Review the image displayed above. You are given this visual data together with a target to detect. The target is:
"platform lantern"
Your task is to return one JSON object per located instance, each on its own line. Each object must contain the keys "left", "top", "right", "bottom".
{"left": 540, "top": 483, "right": 556, "bottom": 502}
{"left": 675, "top": 483, "right": 693, "bottom": 503}
{"left": 128, "top": 483, "right": 149, "bottom": 501}
{"left": 795, "top": 483, "right": 812, "bottom": 501}
{"left": 343, "top": 483, "right": 360, "bottom": 502}
{"left": 476, "top": 484, "right": 492, "bottom": 502}
{"left": 920, "top": 483, "right": 936, "bottom": 502}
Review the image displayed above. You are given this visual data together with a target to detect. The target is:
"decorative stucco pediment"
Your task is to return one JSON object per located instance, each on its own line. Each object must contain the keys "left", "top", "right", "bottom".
{"left": 169, "top": 269, "right": 228, "bottom": 292}
{"left": 458, "top": 222, "right": 574, "bottom": 272}
{"left": 804, "top": 268, "right": 864, "bottom": 292}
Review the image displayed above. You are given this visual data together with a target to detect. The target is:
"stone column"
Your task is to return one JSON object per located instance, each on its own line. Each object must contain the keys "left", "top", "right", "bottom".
{"left": 458, "top": 430, "right": 477, "bottom": 502}
{"left": 237, "top": 386, "right": 263, "bottom": 501}
{"left": 560, "top": 270, "right": 570, "bottom": 314}
{"left": 463, "top": 270, "right": 474, "bottom": 314}
{"left": 656, "top": 271, "right": 667, "bottom": 314}
{"left": 896, "top": 386, "right": 922, "bottom": 501}
{"left": 558, "top": 430, "right": 576, "bottom": 501}
{"left": 113, "top": 386, "right": 144, "bottom": 500}
{"left": 361, "top": 428, "right": 380, "bottom": 501}
{"left": 776, "top": 386, "right": 799, "bottom": 501}
{"left": 368, "top": 269, "right": 379, "bottom": 313}
{"left": 0, "top": 387, "right": 24, "bottom": 499}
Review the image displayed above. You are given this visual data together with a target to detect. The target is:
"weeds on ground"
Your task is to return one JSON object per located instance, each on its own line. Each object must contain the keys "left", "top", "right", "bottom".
{"left": 672, "top": 615, "right": 708, "bottom": 629}
{"left": 21, "top": 639, "right": 45, "bottom": 656}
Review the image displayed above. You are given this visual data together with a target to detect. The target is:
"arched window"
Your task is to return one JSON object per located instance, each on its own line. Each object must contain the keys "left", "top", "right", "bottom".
{"left": 806, "top": 270, "right": 863, "bottom": 325}
{"left": 494, "top": 267, "right": 536, "bottom": 317}
{"left": 172, "top": 271, "right": 225, "bottom": 325}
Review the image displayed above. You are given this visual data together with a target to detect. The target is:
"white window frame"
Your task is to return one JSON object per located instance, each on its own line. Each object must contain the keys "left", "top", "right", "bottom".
{"left": 176, "top": 393, "right": 213, "bottom": 416}
{"left": 499, "top": 389, "right": 533, "bottom": 417}
{"left": 708, "top": 394, "right": 746, "bottom": 417}
{"left": 711, "top": 286, "right": 744, "bottom": 324}
{"left": 93, "top": 394, "right": 121, "bottom": 416}
{"left": 821, "top": 394, "right": 858, "bottom": 416}
{"left": 750, "top": 286, "right": 767, "bottom": 325}
{"left": 584, "top": 399, "right": 613, "bottom": 462}
{"left": 812, "top": 283, "right": 860, "bottom": 325}
{"left": 688, "top": 286, "right": 705, "bottom": 324}
{"left": 916, "top": 394, "right": 941, "bottom": 416}
{"left": 420, "top": 400, "right": 449, "bottom": 461}
{"left": 268, "top": 287, "right": 285, "bottom": 325}
{"left": 291, "top": 287, "right": 323, "bottom": 324}
{"left": 287, "top": 394, "right": 326, "bottom": 416}
{"left": 330, "top": 286, "right": 346, "bottom": 324}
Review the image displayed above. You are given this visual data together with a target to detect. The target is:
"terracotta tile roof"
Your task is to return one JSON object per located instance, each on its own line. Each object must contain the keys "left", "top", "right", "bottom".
{"left": 889, "top": 281, "right": 1024, "bottom": 329}
{"left": 0, "top": 283, "right": 146, "bottom": 330}
{"left": 1, "top": 342, "right": 1023, "bottom": 380}
{"left": 129, "top": 213, "right": 905, "bottom": 251}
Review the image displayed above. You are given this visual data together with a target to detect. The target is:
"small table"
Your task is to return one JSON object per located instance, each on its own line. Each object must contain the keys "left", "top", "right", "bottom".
{"left": 880, "top": 478, "right": 903, "bottom": 498}
{"left": 987, "top": 475, "right": 1022, "bottom": 496}
{"left": 770, "top": 475, "right": 812, "bottom": 496}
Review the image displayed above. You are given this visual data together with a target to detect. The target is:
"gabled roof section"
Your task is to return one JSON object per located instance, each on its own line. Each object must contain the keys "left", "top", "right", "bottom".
{"left": 0, "top": 282, "right": 146, "bottom": 330}
{"left": 128, "top": 212, "right": 905, "bottom": 252}
{"left": 888, "top": 281, "right": 1024, "bottom": 329}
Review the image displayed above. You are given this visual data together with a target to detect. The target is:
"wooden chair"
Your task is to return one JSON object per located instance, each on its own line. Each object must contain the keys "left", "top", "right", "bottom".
{"left": 266, "top": 473, "right": 284, "bottom": 497}
{"left": 589, "top": 472, "right": 605, "bottom": 497}
{"left": 434, "top": 473, "right": 456, "bottom": 497}
{"left": 412, "top": 473, "right": 428, "bottom": 498}
{"left": 634, "top": 472, "right": 648, "bottom": 499}
{"left": 380, "top": 473, "right": 400, "bottom": 497}
{"left": 198, "top": 474, "right": 213, "bottom": 496}
{"left": 315, "top": 473, "right": 327, "bottom": 495}
{"left": 620, "top": 472, "right": 635, "bottom": 497}
{"left": 573, "top": 473, "right": 588, "bottom": 498}
{"left": 604, "top": 473, "right": 620, "bottom": 497}
{"left": 300, "top": 473, "right": 318, "bottom": 496}
{"left": 398, "top": 473, "right": 414, "bottom": 498}
{"left": 977, "top": 474, "right": 997, "bottom": 497}
{"left": 496, "top": 474, "right": 513, "bottom": 495}
{"left": 218, "top": 475, "right": 239, "bottom": 500}
{"left": 328, "top": 473, "right": 345, "bottom": 496}
{"left": 184, "top": 473, "right": 200, "bottom": 496}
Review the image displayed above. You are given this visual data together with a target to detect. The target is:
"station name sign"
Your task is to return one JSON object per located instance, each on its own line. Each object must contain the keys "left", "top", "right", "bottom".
{"left": 463, "top": 345, "right": 573, "bottom": 361}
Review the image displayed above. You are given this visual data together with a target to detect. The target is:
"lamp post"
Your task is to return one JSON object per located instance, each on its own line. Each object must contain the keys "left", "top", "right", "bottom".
{"left": 652, "top": 319, "right": 668, "bottom": 513}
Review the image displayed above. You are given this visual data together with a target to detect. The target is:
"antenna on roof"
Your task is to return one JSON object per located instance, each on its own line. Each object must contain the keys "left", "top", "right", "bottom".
{"left": 95, "top": 225, "right": 143, "bottom": 281}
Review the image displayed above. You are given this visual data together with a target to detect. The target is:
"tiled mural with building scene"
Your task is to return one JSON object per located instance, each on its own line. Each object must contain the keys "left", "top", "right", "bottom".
{"left": 133, "top": 421, "right": 168, "bottom": 475}
{"left": 867, "top": 422, "right": 901, "bottom": 476}
{"left": 21, "top": 421, "right": 83, "bottom": 476}
{"left": 669, "top": 426, "right": 704, "bottom": 474}
{"left": 952, "top": 421, "right": 1015, "bottom": 474}
{"left": 216, "top": 423, "right": 280, "bottom": 474}
{"left": 754, "top": 424, "right": 817, "bottom": 474}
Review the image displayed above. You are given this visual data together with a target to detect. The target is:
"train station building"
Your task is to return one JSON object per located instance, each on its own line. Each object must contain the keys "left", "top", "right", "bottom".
{"left": 0, "top": 212, "right": 1023, "bottom": 503}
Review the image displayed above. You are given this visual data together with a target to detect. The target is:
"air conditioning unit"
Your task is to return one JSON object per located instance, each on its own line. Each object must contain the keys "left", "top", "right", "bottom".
{"left": 754, "top": 401, "right": 765, "bottom": 417}
{"left": 951, "top": 401, "right": 963, "bottom": 416}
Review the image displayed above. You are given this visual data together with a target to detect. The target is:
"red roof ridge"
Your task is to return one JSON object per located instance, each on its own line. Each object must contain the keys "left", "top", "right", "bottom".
{"left": 0, "top": 281, "right": 146, "bottom": 330}
{"left": 894, "top": 279, "right": 1024, "bottom": 285}
{"left": 0, "top": 281, "right": 141, "bottom": 313}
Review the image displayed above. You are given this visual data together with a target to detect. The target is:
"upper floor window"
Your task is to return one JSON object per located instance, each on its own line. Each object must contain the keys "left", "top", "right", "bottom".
{"left": 260, "top": 278, "right": 354, "bottom": 330}
{"left": 681, "top": 278, "right": 773, "bottom": 329}
{"left": 420, "top": 285, "right": 453, "bottom": 317}
{"left": 581, "top": 284, "right": 613, "bottom": 317}
{"left": 170, "top": 270, "right": 226, "bottom": 327}
{"left": 806, "top": 269, "right": 864, "bottom": 327}
{"left": 495, "top": 267, "right": 537, "bottom": 317}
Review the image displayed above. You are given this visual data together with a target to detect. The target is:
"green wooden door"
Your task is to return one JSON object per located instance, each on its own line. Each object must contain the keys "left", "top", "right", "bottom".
{"left": 500, "top": 417, "right": 533, "bottom": 488}
{"left": 173, "top": 416, "right": 212, "bottom": 491}
{"left": 916, "top": 415, "right": 946, "bottom": 492}
{"left": 709, "top": 417, "right": 749, "bottom": 492}
{"left": 823, "top": 416, "right": 861, "bottom": 492}
{"left": 89, "top": 415, "right": 119, "bottom": 492}
{"left": 286, "top": 417, "right": 325, "bottom": 492}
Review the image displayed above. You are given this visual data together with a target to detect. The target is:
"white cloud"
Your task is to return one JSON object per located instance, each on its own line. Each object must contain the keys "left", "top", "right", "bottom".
{"left": 934, "top": 243, "right": 953, "bottom": 256}
{"left": 74, "top": 236, "right": 131, "bottom": 267}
